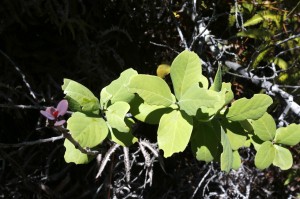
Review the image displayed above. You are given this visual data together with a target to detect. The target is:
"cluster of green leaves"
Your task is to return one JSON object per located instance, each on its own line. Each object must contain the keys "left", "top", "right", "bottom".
{"left": 61, "top": 50, "right": 300, "bottom": 172}
{"left": 229, "top": 0, "right": 300, "bottom": 83}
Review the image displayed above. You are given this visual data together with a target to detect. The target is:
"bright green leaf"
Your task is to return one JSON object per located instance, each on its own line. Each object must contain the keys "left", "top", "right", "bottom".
{"left": 243, "top": 11, "right": 281, "bottom": 27}
{"left": 106, "top": 101, "right": 130, "bottom": 132}
{"left": 251, "top": 112, "right": 276, "bottom": 141}
{"left": 158, "top": 110, "right": 193, "bottom": 158}
{"left": 64, "top": 139, "right": 91, "bottom": 164}
{"left": 237, "top": 29, "right": 272, "bottom": 40}
{"left": 62, "top": 79, "right": 99, "bottom": 114}
{"left": 254, "top": 141, "right": 275, "bottom": 170}
{"left": 170, "top": 50, "right": 206, "bottom": 100}
{"left": 273, "top": 145, "right": 293, "bottom": 170}
{"left": 220, "top": 122, "right": 234, "bottom": 172}
{"left": 191, "top": 121, "right": 221, "bottom": 163}
{"left": 105, "top": 68, "right": 138, "bottom": 104}
{"left": 130, "top": 95, "right": 173, "bottom": 124}
{"left": 210, "top": 66, "right": 222, "bottom": 92}
{"left": 226, "top": 94, "right": 273, "bottom": 121}
{"left": 274, "top": 124, "right": 300, "bottom": 146}
{"left": 221, "top": 119, "right": 247, "bottom": 150}
{"left": 100, "top": 87, "right": 112, "bottom": 109}
{"left": 232, "top": 150, "right": 241, "bottom": 170}
{"left": 221, "top": 82, "right": 234, "bottom": 105}
{"left": 128, "top": 74, "right": 175, "bottom": 106}
{"left": 179, "top": 84, "right": 224, "bottom": 117}
{"left": 67, "top": 112, "right": 108, "bottom": 148}
{"left": 108, "top": 118, "right": 138, "bottom": 147}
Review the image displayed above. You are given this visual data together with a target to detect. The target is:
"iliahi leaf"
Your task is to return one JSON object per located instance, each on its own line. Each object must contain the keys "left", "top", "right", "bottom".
{"left": 156, "top": 64, "right": 171, "bottom": 78}
{"left": 108, "top": 118, "right": 138, "bottom": 147}
{"left": 178, "top": 84, "right": 224, "bottom": 117}
{"left": 62, "top": 79, "right": 99, "bottom": 114}
{"left": 170, "top": 50, "right": 206, "bottom": 100}
{"left": 274, "top": 124, "right": 300, "bottom": 146}
{"left": 157, "top": 110, "right": 193, "bottom": 158}
{"left": 273, "top": 145, "right": 293, "bottom": 170}
{"left": 219, "top": 121, "right": 234, "bottom": 172}
{"left": 251, "top": 112, "right": 276, "bottom": 141}
{"left": 221, "top": 82, "right": 234, "bottom": 105}
{"left": 106, "top": 101, "right": 130, "bottom": 132}
{"left": 232, "top": 150, "right": 241, "bottom": 170}
{"left": 128, "top": 74, "right": 175, "bottom": 106}
{"left": 130, "top": 95, "right": 173, "bottom": 124}
{"left": 64, "top": 139, "right": 91, "bottom": 164}
{"left": 254, "top": 141, "right": 275, "bottom": 170}
{"left": 105, "top": 68, "right": 138, "bottom": 104}
{"left": 210, "top": 66, "right": 222, "bottom": 92}
{"left": 226, "top": 94, "right": 273, "bottom": 121}
{"left": 221, "top": 119, "right": 247, "bottom": 150}
{"left": 67, "top": 112, "right": 108, "bottom": 148}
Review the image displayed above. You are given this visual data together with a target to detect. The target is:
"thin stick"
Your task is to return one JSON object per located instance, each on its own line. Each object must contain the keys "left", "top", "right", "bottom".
{"left": 190, "top": 166, "right": 212, "bottom": 199}
{"left": 0, "top": 49, "right": 37, "bottom": 100}
{"left": 0, "top": 135, "right": 64, "bottom": 148}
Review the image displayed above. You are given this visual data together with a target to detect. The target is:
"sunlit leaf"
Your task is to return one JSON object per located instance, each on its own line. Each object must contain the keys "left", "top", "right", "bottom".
{"left": 128, "top": 74, "right": 175, "bottom": 106}
{"left": 158, "top": 110, "right": 193, "bottom": 158}
{"left": 250, "top": 112, "right": 276, "bottom": 141}
{"left": 170, "top": 50, "right": 206, "bottom": 100}
{"left": 221, "top": 82, "right": 234, "bottom": 105}
{"left": 243, "top": 11, "right": 282, "bottom": 27}
{"left": 67, "top": 112, "right": 108, "bottom": 148}
{"left": 226, "top": 94, "right": 273, "bottom": 121}
{"left": 274, "top": 124, "right": 300, "bottom": 146}
{"left": 179, "top": 84, "right": 224, "bottom": 117}
{"left": 64, "top": 139, "right": 91, "bottom": 164}
{"left": 130, "top": 95, "right": 173, "bottom": 124}
{"left": 62, "top": 79, "right": 99, "bottom": 114}
{"left": 105, "top": 68, "right": 138, "bottom": 104}
{"left": 220, "top": 121, "right": 234, "bottom": 172}
{"left": 273, "top": 145, "right": 293, "bottom": 170}
{"left": 106, "top": 101, "right": 130, "bottom": 132}
{"left": 221, "top": 119, "right": 247, "bottom": 150}
{"left": 210, "top": 66, "right": 222, "bottom": 92}
{"left": 232, "top": 150, "right": 241, "bottom": 170}
{"left": 254, "top": 141, "right": 275, "bottom": 170}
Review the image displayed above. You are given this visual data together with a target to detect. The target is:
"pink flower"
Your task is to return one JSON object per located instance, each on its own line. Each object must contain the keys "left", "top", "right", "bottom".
{"left": 40, "top": 99, "right": 68, "bottom": 126}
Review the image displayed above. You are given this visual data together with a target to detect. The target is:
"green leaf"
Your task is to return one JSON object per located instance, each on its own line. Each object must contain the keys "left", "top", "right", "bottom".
{"left": 64, "top": 139, "right": 91, "bottom": 164}
{"left": 221, "top": 119, "right": 247, "bottom": 150}
{"left": 158, "top": 110, "right": 193, "bottom": 158}
{"left": 250, "top": 112, "right": 276, "bottom": 141}
{"left": 232, "top": 150, "right": 241, "bottom": 170}
{"left": 105, "top": 68, "right": 138, "bottom": 104}
{"left": 191, "top": 121, "right": 221, "bottom": 163}
{"left": 226, "top": 94, "right": 273, "bottom": 121}
{"left": 221, "top": 82, "right": 234, "bottom": 105}
{"left": 273, "top": 145, "right": 293, "bottom": 170}
{"left": 100, "top": 87, "right": 112, "bottom": 109}
{"left": 62, "top": 79, "right": 99, "bottom": 114}
{"left": 106, "top": 101, "right": 130, "bottom": 132}
{"left": 178, "top": 84, "right": 224, "bottom": 117}
{"left": 210, "top": 66, "right": 222, "bottom": 92}
{"left": 130, "top": 95, "right": 173, "bottom": 124}
{"left": 67, "top": 112, "right": 108, "bottom": 148}
{"left": 254, "top": 141, "right": 275, "bottom": 170}
{"left": 220, "top": 122, "right": 234, "bottom": 172}
{"left": 243, "top": 11, "right": 281, "bottom": 27}
{"left": 108, "top": 118, "right": 138, "bottom": 147}
{"left": 274, "top": 124, "right": 300, "bottom": 146}
{"left": 237, "top": 29, "right": 272, "bottom": 40}
{"left": 128, "top": 74, "right": 175, "bottom": 106}
{"left": 170, "top": 50, "right": 207, "bottom": 100}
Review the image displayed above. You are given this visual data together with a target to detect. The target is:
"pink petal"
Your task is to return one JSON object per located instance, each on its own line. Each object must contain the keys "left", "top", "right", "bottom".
{"left": 40, "top": 110, "right": 55, "bottom": 120}
{"left": 56, "top": 99, "right": 68, "bottom": 116}
{"left": 54, "top": 120, "right": 66, "bottom": 126}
